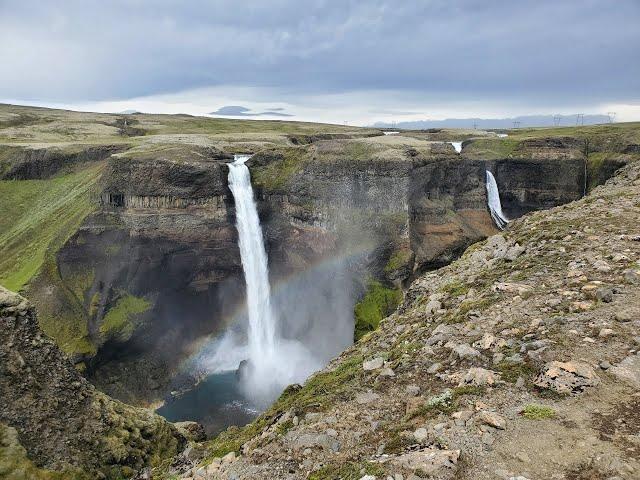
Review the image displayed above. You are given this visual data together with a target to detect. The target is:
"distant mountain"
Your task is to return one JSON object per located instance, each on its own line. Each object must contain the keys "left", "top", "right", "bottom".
{"left": 117, "top": 109, "right": 141, "bottom": 114}
{"left": 373, "top": 114, "right": 611, "bottom": 130}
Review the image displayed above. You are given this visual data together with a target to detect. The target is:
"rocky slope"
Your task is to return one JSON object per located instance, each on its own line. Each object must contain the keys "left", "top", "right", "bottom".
{"left": 166, "top": 159, "right": 640, "bottom": 479}
{"left": 0, "top": 286, "right": 187, "bottom": 480}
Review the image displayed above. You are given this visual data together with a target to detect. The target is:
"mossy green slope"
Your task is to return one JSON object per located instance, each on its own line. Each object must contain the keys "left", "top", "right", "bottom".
{"left": 353, "top": 280, "right": 402, "bottom": 341}
{"left": 0, "top": 163, "right": 104, "bottom": 291}
{"left": 100, "top": 293, "right": 152, "bottom": 342}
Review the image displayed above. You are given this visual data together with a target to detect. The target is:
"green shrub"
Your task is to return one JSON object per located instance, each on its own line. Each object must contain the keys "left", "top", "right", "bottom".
{"left": 521, "top": 404, "right": 556, "bottom": 420}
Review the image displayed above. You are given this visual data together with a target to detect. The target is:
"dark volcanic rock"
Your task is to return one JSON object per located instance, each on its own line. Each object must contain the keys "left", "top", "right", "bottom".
{"left": 0, "top": 286, "right": 184, "bottom": 476}
{"left": 0, "top": 144, "right": 125, "bottom": 179}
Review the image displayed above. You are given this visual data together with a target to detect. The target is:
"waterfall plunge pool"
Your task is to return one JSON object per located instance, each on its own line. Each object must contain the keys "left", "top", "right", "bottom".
{"left": 156, "top": 371, "right": 259, "bottom": 437}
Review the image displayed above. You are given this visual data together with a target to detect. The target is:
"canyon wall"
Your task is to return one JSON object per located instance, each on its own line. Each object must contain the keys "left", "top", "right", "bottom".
{"left": 21, "top": 141, "right": 590, "bottom": 404}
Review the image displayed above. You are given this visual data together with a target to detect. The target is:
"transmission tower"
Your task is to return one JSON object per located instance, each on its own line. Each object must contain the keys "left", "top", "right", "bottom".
{"left": 553, "top": 114, "right": 561, "bottom": 126}
{"left": 473, "top": 122, "right": 478, "bottom": 130}
{"left": 513, "top": 121, "right": 520, "bottom": 129}
{"left": 575, "top": 114, "right": 584, "bottom": 126}
{"left": 607, "top": 112, "right": 616, "bottom": 123}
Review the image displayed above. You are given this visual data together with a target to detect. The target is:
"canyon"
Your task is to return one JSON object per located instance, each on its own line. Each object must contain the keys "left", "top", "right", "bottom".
{"left": 1, "top": 104, "right": 639, "bottom": 479}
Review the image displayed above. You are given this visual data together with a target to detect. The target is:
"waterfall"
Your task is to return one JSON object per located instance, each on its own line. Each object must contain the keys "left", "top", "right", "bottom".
{"left": 486, "top": 170, "right": 509, "bottom": 230}
{"left": 227, "top": 154, "right": 320, "bottom": 405}
{"left": 450, "top": 141, "right": 463, "bottom": 153}
{"left": 228, "top": 154, "right": 277, "bottom": 366}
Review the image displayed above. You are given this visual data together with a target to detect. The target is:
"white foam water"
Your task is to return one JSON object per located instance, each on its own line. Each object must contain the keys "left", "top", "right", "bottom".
{"left": 486, "top": 170, "right": 509, "bottom": 230}
{"left": 227, "top": 154, "right": 320, "bottom": 405}
{"left": 228, "top": 154, "right": 277, "bottom": 368}
{"left": 450, "top": 141, "right": 463, "bottom": 153}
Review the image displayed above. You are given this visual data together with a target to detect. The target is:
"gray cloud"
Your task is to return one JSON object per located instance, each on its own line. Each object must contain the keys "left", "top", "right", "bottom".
{"left": 209, "top": 105, "right": 293, "bottom": 117}
{"left": 0, "top": 0, "right": 638, "bottom": 110}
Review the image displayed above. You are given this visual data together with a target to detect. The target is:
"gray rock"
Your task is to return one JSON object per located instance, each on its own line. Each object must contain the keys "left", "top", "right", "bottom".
{"left": 425, "top": 300, "right": 442, "bottom": 315}
{"left": 505, "top": 244, "right": 526, "bottom": 261}
{"left": 427, "top": 362, "right": 442, "bottom": 374}
{"left": 305, "top": 412, "right": 322, "bottom": 423}
{"left": 610, "top": 355, "right": 640, "bottom": 388}
{"left": 290, "top": 433, "right": 340, "bottom": 453}
{"left": 451, "top": 343, "right": 480, "bottom": 360}
{"left": 405, "top": 384, "right": 420, "bottom": 396}
{"left": 458, "top": 367, "right": 499, "bottom": 387}
{"left": 599, "top": 360, "right": 611, "bottom": 370}
{"left": 534, "top": 361, "right": 599, "bottom": 394}
{"left": 477, "top": 410, "right": 506, "bottom": 430}
{"left": 356, "top": 391, "right": 381, "bottom": 405}
{"left": 391, "top": 448, "right": 460, "bottom": 479}
{"left": 596, "top": 287, "right": 614, "bottom": 303}
{"left": 623, "top": 269, "right": 640, "bottom": 285}
{"left": 363, "top": 357, "right": 384, "bottom": 371}
{"left": 413, "top": 427, "right": 430, "bottom": 443}
{"left": 614, "top": 311, "right": 634, "bottom": 322}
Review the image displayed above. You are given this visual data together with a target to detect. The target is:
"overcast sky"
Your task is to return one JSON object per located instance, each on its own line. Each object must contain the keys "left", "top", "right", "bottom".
{"left": 1, "top": 0, "right": 639, "bottom": 125}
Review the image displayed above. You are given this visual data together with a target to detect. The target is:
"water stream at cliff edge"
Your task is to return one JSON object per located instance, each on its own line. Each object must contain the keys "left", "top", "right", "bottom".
{"left": 486, "top": 170, "right": 509, "bottom": 230}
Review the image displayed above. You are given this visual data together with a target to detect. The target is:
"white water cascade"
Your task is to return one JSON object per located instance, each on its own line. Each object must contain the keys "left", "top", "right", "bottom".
{"left": 228, "top": 155, "right": 277, "bottom": 365}
{"left": 450, "top": 141, "right": 463, "bottom": 153}
{"left": 486, "top": 170, "right": 509, "bottom": 230}
{"left": 227, "top": 154, "right": 320, "bottom": 405}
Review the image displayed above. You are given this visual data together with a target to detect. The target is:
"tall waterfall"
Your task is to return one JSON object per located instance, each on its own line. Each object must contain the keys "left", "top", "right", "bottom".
{"left": 228, "top": 155, "right": 277, "bottom": 366}
{"left": 227, "top": 154, "right": 319, "bottom": 405}
{"left": 486, "top": 170, "right": 509, "bottom": 230}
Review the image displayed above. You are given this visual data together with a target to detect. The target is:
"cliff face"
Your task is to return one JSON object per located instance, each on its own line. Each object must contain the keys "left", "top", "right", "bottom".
{"left": 26, "top": 141, "right": 593, "bottom": 405}
{"left": 0, "top": 286, "right": 185, "bottom": 479}
{"left": 175, "top": 157, "right": 640, "bottom": 480}
{"left": 51, "top": 150, "right": 247, "bottom": 403}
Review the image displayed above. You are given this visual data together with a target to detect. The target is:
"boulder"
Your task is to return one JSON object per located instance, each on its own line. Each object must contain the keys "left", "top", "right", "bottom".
{"left": 477, "top": 410, "right": 506, "bottom": 429}
{"left": 391, "top": 448, "right": 460, "bottom": 479}
{"left": 534, "top": 361, "right": 599, "bottom": 394}
{"left": 458, "top": 367, "right": 500, "bottom": 387}
{"left": 610, "top": 355, "right": 640, "bottom": 388}
{"left": 363, "top": 357, "right": 384, "bottom": 371}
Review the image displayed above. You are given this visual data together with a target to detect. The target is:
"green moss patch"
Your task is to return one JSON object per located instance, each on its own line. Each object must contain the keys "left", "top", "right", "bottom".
{"left": 251, "top": 147, "right": 310, "bottom": 191}
{"left": 383, "top": 248, "right": 413, "bottom": 274}
{"left": 440, "top": 280, "right": 470, "bottom": 297}
{"left": 308, "top": 461, "right": 384, "bottom": 480}
{"left": 462, "top": 138, "right": 519, "bottom": 159}
{"left": 496, "top": 360, "right": 537, "bottom": 384}
{"left": 521, "top": 404, "right": 556, "bottom": 420}
{"left": 354, "top": 280, "right": 402, "bottom": 341}
{"left": 100, "top": 293, "right": 152, "bottom": 342}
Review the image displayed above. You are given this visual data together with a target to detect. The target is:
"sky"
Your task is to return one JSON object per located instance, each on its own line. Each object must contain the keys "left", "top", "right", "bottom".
{"left": 1, "top": 0, "right": 639, "bottom": 125}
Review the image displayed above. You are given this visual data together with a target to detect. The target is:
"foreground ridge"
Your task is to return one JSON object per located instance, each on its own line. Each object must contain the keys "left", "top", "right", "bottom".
{"left": 170, "top": 161, "right": 640, "bottom": 479}
{"left": 0, "top": 287, "right": 187, "bottom": 479}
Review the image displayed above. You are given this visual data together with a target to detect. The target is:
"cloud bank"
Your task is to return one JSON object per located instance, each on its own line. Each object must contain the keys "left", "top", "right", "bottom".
{"left": 1, "top": 0, "right": 638, "bottom": 123}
